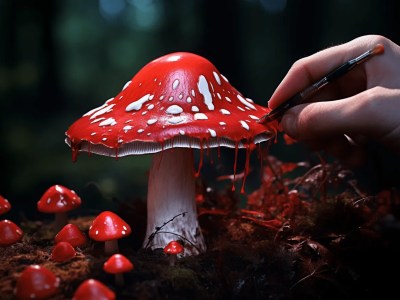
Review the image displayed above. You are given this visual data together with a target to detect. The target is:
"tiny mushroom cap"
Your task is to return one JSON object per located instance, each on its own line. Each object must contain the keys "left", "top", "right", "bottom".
{"left": 103, "top": 253, "right": 134, "bottom": 286}
{"left": 72, "top": 279, "right": 116, "bottom": 300}
{"left": 89, "top": 211, "right": 131, "bottom": 255}
{"left": 55, "top": 223, "right": 87, "bottom": 247}
{"left": 51, "top": 241, "right": 76, "bottom": 263}
{"left": 37, "top": 184, "right": 82, "bottom": 231}
{"left": 0, "top": 195, "right": 11, "bottom": 215}
{"left": 103, "top": 253, "right": 134, "bottom": 274}
{"left": 65, "top": 52, "right": 278, "bottom": 256}
{"left": 164, "top": 240, "right": 184, "bottom": 255}
{"left": 15, "top": 265, "right": 60, "bottom": 300}
{"left": 0, "top": 219, "right": 23, "bottom": 247}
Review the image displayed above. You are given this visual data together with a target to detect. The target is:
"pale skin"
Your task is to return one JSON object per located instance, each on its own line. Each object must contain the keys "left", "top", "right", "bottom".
{"left": 268, "top": 35, "right": 400, "bottom": 166}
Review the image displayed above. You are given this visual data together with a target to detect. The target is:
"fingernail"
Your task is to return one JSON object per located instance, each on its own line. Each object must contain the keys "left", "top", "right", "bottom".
{"left": 282, "top": 115, "right": 298, "bottom": 138}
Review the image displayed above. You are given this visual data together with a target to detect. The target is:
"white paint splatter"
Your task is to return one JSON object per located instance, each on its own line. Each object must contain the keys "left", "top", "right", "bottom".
{"left": 123, "top": 125, "right": 133, "bottom": 132}
{"left": 148, "top": 104, "right": 155, "bottom": 110}
{"left": 99, "top": 118, "right": 117, "bottom": 127}
{"left": 186, "top": 97, "right": 192, "bottom": 103}
{"left": 172, "top": 79, "right": 180, "bottom": 90}
{"left": 197, "top": 75, "right": 214, "bottom": 110}
{"left": 208, "top": 129, "right": 217, "bottom": 137}
{"left": 194, "top": 113, "right": 208, "bottom": 120}
{"left": 90, "top": 104, "right": 115, "bottom": 120}
{"left": 240, "top": 120, "right": 250, "bottom": 131}
{"left": 213, "top": 71, "right": 221, "bottom": 85}
{"left": 147, "top": 118, "right": 157, "bottom": 125}
{"left": 191, "top": 106, "right": 199, "bottom": 112}
{"left": 220, "top": 109, "right": 230, "bottom": 115}
{"left": 126, "top": 94, "right": 151, "bottom": 111}
{"left": 237, "top": 94, "right": 256, "bottom": 110}
{"left": 167, "top": 116, "right": 185, "bottom": 124}
{"left": 166, "top": 105, "right": 183, "bottom": 114}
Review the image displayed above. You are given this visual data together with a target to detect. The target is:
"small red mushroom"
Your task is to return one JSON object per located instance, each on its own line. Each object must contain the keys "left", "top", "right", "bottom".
{"left": 163, "top": 240, "right": 184, "bottom": 266}
{"left": 0, "top": 219, "right": 23, "bottom": 247}
{"left": 72, "top": 279, "right": 115, "bottom": 300}
{"left": 103, "top": 253, "right": 134, "bottom": 286}
{"left": 0, "top": 195, "right": 11, "bottom": 215}
{"left": 54, "top": 223, "right": 87, "bottom": 248}
{"left": 88, "top": 211, "right": 131, "bottom": 255}
{"left": 15, "top": 265, "right": 60, "bottom": 300}
{"left": 51, "top": 241, "right": 76, "bottom": 263}
{"left": 65, "top": 52, "right": 277, "bottom": 256}
{"left": 37, "top": 184, "right": 82, "bottom": 232}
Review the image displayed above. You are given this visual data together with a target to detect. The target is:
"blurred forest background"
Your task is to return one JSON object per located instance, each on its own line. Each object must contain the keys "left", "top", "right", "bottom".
{"left": 1, "top": 0, "right": 400, "bottom": 221}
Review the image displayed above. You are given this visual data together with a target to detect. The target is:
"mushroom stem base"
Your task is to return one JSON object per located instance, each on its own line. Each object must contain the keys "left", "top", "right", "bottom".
{"left": 143, "top": 148, "right": 206, "bottom": 256}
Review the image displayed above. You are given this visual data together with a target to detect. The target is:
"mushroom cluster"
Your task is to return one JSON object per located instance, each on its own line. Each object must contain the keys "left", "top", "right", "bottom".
{"left": 65, "top": 52, "right": 277, "bottom": 255}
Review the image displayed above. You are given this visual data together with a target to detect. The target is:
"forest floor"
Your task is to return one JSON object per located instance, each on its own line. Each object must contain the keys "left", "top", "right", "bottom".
{"left": 1, "top": 153, "right": 400, "bottom": 300}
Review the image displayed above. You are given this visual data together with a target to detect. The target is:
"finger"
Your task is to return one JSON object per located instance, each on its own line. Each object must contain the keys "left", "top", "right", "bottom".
{"left": 268, "top": 35, "right": 389, "bottom": 109}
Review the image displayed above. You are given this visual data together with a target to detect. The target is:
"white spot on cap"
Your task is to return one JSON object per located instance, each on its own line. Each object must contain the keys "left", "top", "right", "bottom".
{"left": 172, "top": 79, "right": 180, "bottom": 90}
{"left": 179, "top": 93, "right": 183, "bottom": 99}
{"left": 186, "top": 97, "right": 192, "bottom": 103}
{"left": 149, "top": 94, "right": 155, "bottom": 100}
{"left": 126, "top": 94, "right": 151, "bottom": 111}
{"left": 123, "top": 125, "right": 133, "bottom": 132}
{"left": 225, "top": 97, "right": 232, "bottom": 103}
{"left": 83, "top": 103, "right": 107, "bottom": 117}
{"left": 137, "top": 129, "right": 144, "bottom": 133}
{"left": 168, "top": 96, "right": 174, "bottom": 101}
{"left": 90, "top": 104, "right": 115, "bottom": 120}
{"left": 160, "top": 95, "right": 165, "bottom": 100}
{"left": 237, "top": 106, "right": 245, "bottom": 112}
{"left": 55, "top": 185, "right": 63, "bottom": 193}
{"left": 191, "top": 90, "right": 195, "bottom": 97}
{"left": 91, "top": 117, "right": 106, "bottom": 124}
{"left": 99, "top": 118, "right": 117, "bottom": 127}
{"left": 102, "top": 138, "right": 107, "bottom": 141}
{"left": 217, "top": 93, "right": 221, "bottom": 99}
{"left": 105, "top": 97, "right": 114, "bottom": 103}
{"left": 122, "top": 81, "right": 131, "bottom": 90}
{"left": 90, "top": 132, "right": 96, "bottom": 136}
{"left": 191, "top": 106, "right": 199, "bottom": 112}
{"left": 167, "top": 116, "right": 185, "bottom": 124}
{"left": 220, "top": 109, "right": 230, "bottom": 115}
{"left": 221, "top": 74, "right": 229, "bottom": 82}
{"left": 197, "top": 75, "right": 214, "bottom": 110}
{"left": 147, "top": 118, "right": 157, "bottom": 125}
{"left": 148, "top": 104, "right": 155, "bottom": 110}
{"left": 213, "top": 71, "right": 221, "bottom": 85}
{"left": 219, "top": 122, "right": 226, "bottom": 126}
{"left": 208, "top": 129, "right": 217, "bottom": 137}
{"left": 240, "top": 120, "right": 250, "bottom": 131}
{"left": 237, "top": 94, "right": 256, "bottom": 110}
{"left": 166, "top": 54, "right": 181, "bottom": 62}
{"left": 249, "top": 115, "right": 258, "bottom": 120}
{"left": 194, "top": 113, "right": 208, "bottom": 120}
{"left": 179, "top": 130, "right": 185, "bottom": 135}
{"left": 166, "top": 105, "right": 183, "bottom": 114}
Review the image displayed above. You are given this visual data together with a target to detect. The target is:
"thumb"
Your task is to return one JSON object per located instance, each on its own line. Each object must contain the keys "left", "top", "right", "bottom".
{"left": 280, "top": 88, "right": 390, "bottom": 141}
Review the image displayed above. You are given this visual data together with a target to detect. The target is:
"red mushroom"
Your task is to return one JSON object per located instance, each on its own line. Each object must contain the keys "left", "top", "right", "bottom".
{"left": 54, "top": 223, "right": 87, "bottom": 248}
{"left": 72, "top": 279, "right": 115, "bottom": 300}
{"left": 0, "top": 219, "right": 23, "bottom": 247}
{"left": 163, "top": 240, "right": 184, "bottom": 266}
{"left": 0, "top": 195, "right": 11, "bottom": 215}
{"left": 88, "top": 211, "right": 131, "bottom": 255}
{"left": 37, "top": 184, "right": 82, "bottom": 232}
{"left": 51, "top": 241, "right": 76, "bottom": 263}
{"left": 65, "top": 52, "right": 277, "bottom": 256}
{"left": 15, "top": 265, "right": 60, "bottom": 300}
{"left": 103, "top": 253, "right": 134, "bottom": 286}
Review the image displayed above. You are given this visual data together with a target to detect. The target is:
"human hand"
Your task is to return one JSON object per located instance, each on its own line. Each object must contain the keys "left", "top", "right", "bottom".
{"left": 268, "top": 35, "right": 400, "bottom": 165}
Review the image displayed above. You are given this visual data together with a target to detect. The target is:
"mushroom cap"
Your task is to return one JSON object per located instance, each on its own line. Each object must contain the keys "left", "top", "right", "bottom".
{"left": 103, "top": 253, "right": 134, "bottom": 274}
{"left": 0, "top": 195, "right": 11, "bottom": 215}
{"left": 55, "top": 223, "right": 87, "bottom": 247}
{"left": 51, "top": 241, "right": 76, "bottom": 263}
{"left": 15, "top": 265, "right": 60, "bottom": 300}
{"left": 163, "top": 240, "right": 184, "bottom": 255}
{"left": 37, "top": 184, "right": 81, "bottom": 213}
{"left": 65, "top": 52, "right": 277, "bottom": 159}
{"left": 88, "top": 211, "right": 131, "bottom": 242}
{"left": 0, "top": 219, "right": 23, "bottom": 247}
{"left": 72, "top": 279, "right": 115, "bottom": 300}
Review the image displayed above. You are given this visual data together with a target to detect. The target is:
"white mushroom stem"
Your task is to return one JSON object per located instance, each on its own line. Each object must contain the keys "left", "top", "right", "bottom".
{"left": 143, "top": 148, "right": 206, "bottom": 256}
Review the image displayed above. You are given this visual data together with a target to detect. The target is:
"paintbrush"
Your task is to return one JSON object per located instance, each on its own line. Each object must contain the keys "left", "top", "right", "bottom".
{"left": 258, "top": 43, "right": 385, "bottom": 124}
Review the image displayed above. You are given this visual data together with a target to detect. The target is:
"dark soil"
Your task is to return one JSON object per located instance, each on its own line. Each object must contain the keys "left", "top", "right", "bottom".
{"left": 1, "top": 154, "right": 400, "bottom": 300}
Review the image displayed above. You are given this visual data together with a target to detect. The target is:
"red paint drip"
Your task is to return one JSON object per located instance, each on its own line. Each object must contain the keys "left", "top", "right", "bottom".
{"left": 240, "top": 142, "right": 255, "bottom": 194}
{"left": 232, "top": 142, "right": 239, "bottom": 192}
{"left": 195, "top": 142, "right": 204, "bottom": 178}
